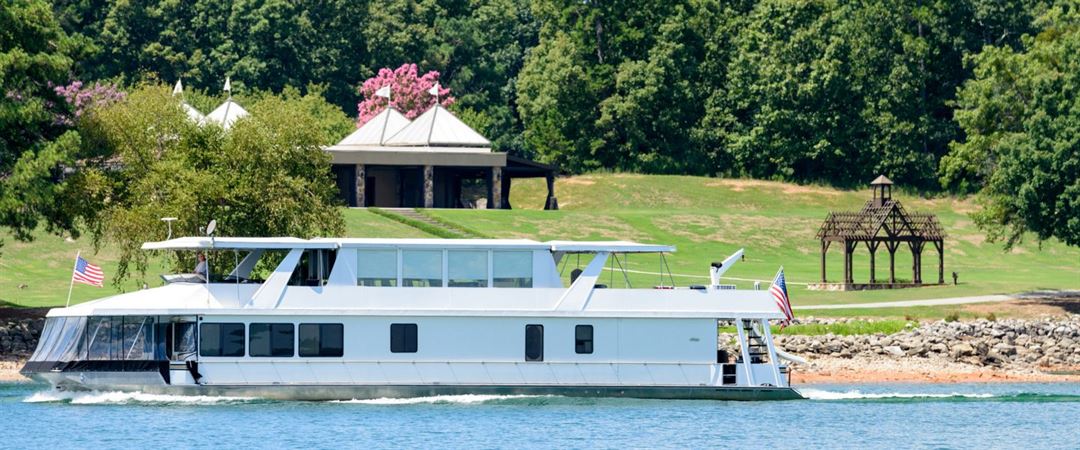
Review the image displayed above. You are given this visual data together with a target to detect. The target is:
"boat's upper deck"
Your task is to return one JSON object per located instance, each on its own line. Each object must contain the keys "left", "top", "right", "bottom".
{"left": 49, "top": 236, "right": 786, "bottom": 320}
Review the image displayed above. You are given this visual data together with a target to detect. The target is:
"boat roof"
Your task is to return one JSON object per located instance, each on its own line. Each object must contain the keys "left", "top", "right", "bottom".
{"left": 141, "top": 237, "right": 336, "bottom": 250}
{"left": 142, "top": 237, "right": 675, "bottom": 253}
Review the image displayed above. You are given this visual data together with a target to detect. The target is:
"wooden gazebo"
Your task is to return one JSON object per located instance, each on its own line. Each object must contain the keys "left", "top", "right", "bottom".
{"left": 813, "top": 175, "right": 946, "bottom": 290}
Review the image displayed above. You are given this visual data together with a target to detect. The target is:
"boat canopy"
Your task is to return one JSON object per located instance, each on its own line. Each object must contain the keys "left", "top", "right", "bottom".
{"left": 547, "top": 241, "right": 674, "bottom": 253}
{"left": 142, "top": 237, "right": 675, "bottom": 253}
{"left": 141, "top": 237, "right": 336, "bottom": 250}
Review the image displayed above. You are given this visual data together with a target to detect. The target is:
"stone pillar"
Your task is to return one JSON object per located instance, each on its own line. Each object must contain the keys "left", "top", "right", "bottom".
{"left": 422, "top": 165, "right": 434, "bottom": 208}
{"left": 355, "top": 164, "right": 366, "bottom": 207}
{"left": 487, "top": 167, "right": 502, "bottom": 209}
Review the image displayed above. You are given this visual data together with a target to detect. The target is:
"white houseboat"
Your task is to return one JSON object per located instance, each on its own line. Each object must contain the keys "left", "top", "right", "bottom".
{"left": 22, "top": 237, "right": 804, "bottom": 401}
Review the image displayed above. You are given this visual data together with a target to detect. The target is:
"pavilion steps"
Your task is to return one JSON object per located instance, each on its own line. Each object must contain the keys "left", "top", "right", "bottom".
{"left": 373, "top": 208, "right": 484, "bottom": 239}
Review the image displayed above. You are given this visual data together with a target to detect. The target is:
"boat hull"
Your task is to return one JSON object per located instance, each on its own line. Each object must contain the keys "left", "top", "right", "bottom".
{"left": 30, "top": 372, "right": 803, "bottom": 401}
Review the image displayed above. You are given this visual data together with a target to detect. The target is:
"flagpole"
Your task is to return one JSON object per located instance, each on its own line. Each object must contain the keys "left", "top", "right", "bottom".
{"left": 66, "top": 251, "right": 80, "bottom": 307}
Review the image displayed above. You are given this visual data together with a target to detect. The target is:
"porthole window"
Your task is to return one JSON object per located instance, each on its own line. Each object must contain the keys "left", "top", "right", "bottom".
{"left": 390, "top": 323, "right": 418, "bottom": 353}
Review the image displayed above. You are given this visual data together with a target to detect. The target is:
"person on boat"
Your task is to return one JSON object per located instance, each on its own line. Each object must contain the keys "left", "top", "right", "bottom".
{"left": 194, "top": 252, "right": 208, "bottom": 280}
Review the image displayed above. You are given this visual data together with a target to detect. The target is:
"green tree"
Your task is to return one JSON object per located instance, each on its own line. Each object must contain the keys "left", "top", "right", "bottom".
{"left": 942, "top": 4, "right": 1080, "bottom": 248}
{"left": 74, "top": 84, "right": 345, "bottom": 282}
{"left": 0, "top": 0, "right": 92, "bottom": 240}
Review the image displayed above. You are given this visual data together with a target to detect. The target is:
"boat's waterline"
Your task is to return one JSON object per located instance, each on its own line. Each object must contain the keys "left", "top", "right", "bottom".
{"left": 30, "top": 376, "right": 805, "bottom": 401}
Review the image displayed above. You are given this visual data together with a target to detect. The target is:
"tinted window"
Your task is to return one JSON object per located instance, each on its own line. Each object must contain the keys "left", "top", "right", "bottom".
{"left": 390, "top": 323, "right": 418, "bottom": 353}
{"left": 448, "top": 251, "right": 487, "bottom": 287}
{"left": 357, "top": 249, "right": 398, "bottom": 287}
{"left": 299, "top": 324, "right": 344, "bottom": 357}
{"left": 200, "top": 323, "right": 245, "bottom": 357}
{"left": 249, "top": 323, "right": 295, "bottom": 357}
{"left": 493, "top": 252, "right": 533, "bottom": 287}
{"left": 402, "top": 250, "right": 442, "bottom": 287}
{"left": 575, "top": 325, "right": 594, "bottom": 354}
{"left": 525, "top": 324, "right": 544, "bottom": 361}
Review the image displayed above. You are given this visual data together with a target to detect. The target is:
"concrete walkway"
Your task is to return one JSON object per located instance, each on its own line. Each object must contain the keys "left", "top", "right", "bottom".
{"left": 798, "top": 290, "right": 1077, "bottom": 310}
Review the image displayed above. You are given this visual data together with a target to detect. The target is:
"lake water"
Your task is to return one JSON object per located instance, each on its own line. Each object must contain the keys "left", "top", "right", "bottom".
{"left": 3, "top": 382, "right": 1078, "bottom": 449}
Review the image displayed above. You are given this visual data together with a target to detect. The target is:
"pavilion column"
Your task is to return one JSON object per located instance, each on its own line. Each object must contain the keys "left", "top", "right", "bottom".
{"left": 500, "top": 170, "right": 512, "bottom": 210}
{"left": 487, "top": 167, "right": 502, "bottom": 209}
{"left": 544, "top": 174, "right": 559, "bottom": 210}
{"left": 355, "top": 164, "right": 366, "bottom": 207}
{"left": 422, "top": 165, "right": 434, "bottom": 208}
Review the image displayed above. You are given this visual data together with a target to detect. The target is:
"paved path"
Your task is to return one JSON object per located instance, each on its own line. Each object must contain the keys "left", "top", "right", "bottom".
{"left": 798, "top": 291, "right": 1077, "bottom": 310}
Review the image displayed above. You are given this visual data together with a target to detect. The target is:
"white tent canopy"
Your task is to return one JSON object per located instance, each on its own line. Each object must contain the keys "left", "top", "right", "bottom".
{"left": 382, "top": 104, "right": 490, "bottom": 147}
{"left": 206, "top": 98, "right": 249, "bottom": 130}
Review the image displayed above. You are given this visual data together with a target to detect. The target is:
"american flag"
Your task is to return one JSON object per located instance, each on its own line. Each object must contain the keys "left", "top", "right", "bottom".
{"left": 770, "top": 267, "right": 794, "bottom": 327}
{"left": 72, "top": 256, "right": 105, "bottom": 287}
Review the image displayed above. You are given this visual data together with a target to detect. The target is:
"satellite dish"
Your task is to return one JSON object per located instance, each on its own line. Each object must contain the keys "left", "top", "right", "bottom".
{"left": 206, "top": 219, "right": 217, "bottom": 237}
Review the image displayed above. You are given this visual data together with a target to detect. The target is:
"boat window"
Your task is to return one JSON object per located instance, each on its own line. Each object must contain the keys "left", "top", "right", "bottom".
{"left": 120, "top": 316, "right": 156, "bottom": 360}
{"left": 575, "top": 325, "right": 594, "bottom": 354}
{"left": 249, "top": 323, "right": 295, "bottom": 357}
{"left": 357, "top": 249, "right": 398, "bottom": 286}
{"left": 390, "top": 323, "right": 418, "bottom": 353}
{"left": 299, "top": 323, "right": 344, "bottom": 357}
{"left": 402, "top": 250, "right": 442, "bottom": 287}
{"left": 525, "top": 324, "right": 544, "bottom": 361}
{"left": 493, "top": 252, "right": 533, "bottom": 287}
{"left": 199, "top": 323, "right": 245, "bottom": 357}
{"left": 86, "top": 316, "right": 116, "bottom": 360}
{"left": 289, "top": 249, "right": 335, "bottom": 287}
{"left": 448, "top": 250, "right": 488, "bottom": 287}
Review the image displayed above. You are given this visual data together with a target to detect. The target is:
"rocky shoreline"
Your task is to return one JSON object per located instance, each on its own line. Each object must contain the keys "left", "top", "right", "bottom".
{"left": 771, "top": 315, "right": 1080, "bottom": 369}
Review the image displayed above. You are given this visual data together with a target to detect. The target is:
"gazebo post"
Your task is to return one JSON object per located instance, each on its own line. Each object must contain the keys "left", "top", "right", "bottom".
{"left": 887, "top": 241, "right": 897, "bottom": 284}
{"left": 820, "top": 240, "right": 828, "bottom": 283}
{"left": 866, "top": 241, "right": 878, "bottom": 284}
{"left": 936, "top": 240, "right": 944, "bottom": 284}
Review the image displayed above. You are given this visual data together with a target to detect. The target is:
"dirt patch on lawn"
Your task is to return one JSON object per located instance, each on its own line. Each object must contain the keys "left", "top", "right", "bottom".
{"left": 655, "top": 214, "right": 818, "bottom": 248}
{"left": 705, "top": 179, "right": 842, "bottom": 196}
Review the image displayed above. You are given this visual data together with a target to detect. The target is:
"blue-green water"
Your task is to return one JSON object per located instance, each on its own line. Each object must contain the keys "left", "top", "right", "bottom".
{"left": 3, "top": 382, "right": 1079, "bottom": 449}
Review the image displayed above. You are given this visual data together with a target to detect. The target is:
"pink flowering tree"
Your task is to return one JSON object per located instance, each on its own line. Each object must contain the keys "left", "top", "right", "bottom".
{"left": 356, "top": 63, "right": 454, "bottom": 126}
{"left": 53, "top": 80, "right": 126, "bottom": 125}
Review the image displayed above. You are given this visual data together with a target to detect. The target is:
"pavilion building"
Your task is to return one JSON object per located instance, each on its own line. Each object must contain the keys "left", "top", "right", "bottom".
{"left": 326, "top": 104, "right": 557, "bottom": 209}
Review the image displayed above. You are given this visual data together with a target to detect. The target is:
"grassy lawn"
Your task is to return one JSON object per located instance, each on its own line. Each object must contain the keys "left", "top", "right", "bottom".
{"left": 0, "top": 209, "right": 432, "bottom": 307}
{"left": 427, "top": 174, "right": 1079, "bottom": 306}
{"left": 720, "top": 320, "right": 917, "bottom": 336}
{"left": 1, "top": 174, "right": 1075, "bottom": 312}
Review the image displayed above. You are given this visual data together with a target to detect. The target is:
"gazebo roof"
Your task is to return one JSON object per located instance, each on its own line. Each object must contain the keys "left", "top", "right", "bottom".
{"left": 206, "top": 98, "right": 249, "bottom": 130}
{"left": 383, "top": 104, "right": 490, "bottom": 147}
{"left": 870, "top": 174, "right": 894, "bottom": 186}
{"left": 336, "top": 107, "right": 411, "bottom": 146}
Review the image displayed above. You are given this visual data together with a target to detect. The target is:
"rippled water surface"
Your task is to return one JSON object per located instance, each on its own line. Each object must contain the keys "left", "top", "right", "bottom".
{"left": 4, "top": 382, "right": 1079, "bottom": 448}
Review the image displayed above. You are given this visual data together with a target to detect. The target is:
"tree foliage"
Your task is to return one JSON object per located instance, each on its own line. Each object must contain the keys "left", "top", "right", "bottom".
{"left": 0, "top": 0, "right": 92, "bottom": 240}
{"left": 942, "top": 4, "right": 1080, "bottom": 248}
{"left": 73, "top": 85, "right": 345, "bottom": 282}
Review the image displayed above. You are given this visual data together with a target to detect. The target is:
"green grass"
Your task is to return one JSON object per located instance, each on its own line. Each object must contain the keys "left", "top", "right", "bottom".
{"left": 720, "top": 319, "right": 917, "bottom": 336}
{"left": 0, "top": 209, "right": 431, "bottom": 307}
{"left": 427, "top": 174, "right": 1080, "bottom": 307}
{"left": 2, "top": 173, "right": 1076, "bottom": 312}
